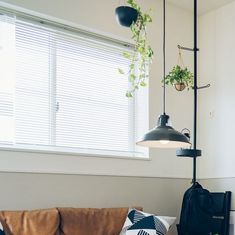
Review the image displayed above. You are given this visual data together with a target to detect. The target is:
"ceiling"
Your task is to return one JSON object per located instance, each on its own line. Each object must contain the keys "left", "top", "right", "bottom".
{"left": 167, "top": 0, "right": 235, "bottom": 15}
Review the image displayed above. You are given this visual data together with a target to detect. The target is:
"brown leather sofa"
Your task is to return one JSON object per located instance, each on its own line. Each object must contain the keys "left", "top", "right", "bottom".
{"left": 0, "top": 207, "right": 142, "bottom": 235}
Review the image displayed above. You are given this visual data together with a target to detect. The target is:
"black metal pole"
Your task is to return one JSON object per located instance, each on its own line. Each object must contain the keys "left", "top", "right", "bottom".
{"left": 193, "top": 0, "right": 197, "bottom": 185}
{"left": 176, "top": 0, "right": 203, "bottom": 180}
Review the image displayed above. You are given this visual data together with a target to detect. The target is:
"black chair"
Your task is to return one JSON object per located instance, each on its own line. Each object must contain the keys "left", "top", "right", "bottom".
{"left": 177, "top": 191, "right": 231, "bottom": 235}
{"left": 210, "top": 191, "right": 231, "bottom": 235}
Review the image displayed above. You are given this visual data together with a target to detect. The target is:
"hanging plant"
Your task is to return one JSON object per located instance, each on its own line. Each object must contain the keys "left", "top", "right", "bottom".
{"left": 115, "top": 5, "right": 138, "bottom": 27}
{"left": 163, "top": 48, "right": 193, "bottom": 91}
{"left": 164, "top": 65, "right": 193, "bottom": 91}
{"left": 117, "top": 0, "right": 153, "bottom": 97}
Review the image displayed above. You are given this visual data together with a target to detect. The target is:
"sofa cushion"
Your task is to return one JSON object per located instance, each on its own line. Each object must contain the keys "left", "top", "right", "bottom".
{"left": 0, "top": 208, "right": 60, "bottom": 235}
{"left": 58, "top": 207, "right": 142, "bottom": 235}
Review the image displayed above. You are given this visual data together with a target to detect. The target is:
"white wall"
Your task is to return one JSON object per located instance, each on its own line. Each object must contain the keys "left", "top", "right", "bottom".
{"left": 198, "top": 1, "right": 235, "bottom": 179}
{"left": 0, "top": 0, "right": 194, "bottom": 179}
{"left": 197, "top": 0, "right": 235, "bottom": 213}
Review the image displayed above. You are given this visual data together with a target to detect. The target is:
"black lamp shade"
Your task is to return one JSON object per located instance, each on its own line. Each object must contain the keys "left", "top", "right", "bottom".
{"left": 137, "top": 114, "right": 191, "bottom": 148}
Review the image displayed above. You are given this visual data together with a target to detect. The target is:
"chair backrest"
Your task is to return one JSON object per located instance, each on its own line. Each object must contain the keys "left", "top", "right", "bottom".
{"left": 177, "top": 190, "right": 231, "bottom": 235}
{"left": 210, "top": 191, "right": 231, "bottom": 235}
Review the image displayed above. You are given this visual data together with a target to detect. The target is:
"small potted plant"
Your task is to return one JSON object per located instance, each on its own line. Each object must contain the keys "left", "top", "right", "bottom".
{"left": 164, "top": 47, "right": 193, "bottom": 91}
{"left": 164, "top": 65, "right": 193, "bottom": 91}
{"left": 116, "top": 0, "right": 153, "bottom": 97}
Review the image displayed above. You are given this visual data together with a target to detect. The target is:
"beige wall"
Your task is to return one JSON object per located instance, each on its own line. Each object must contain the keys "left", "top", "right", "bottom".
{"left": 0, "top": 172, "right": 191, "bottom": 235}
{"left": 0, "top": 172, "right": 189, "bottom": 213}
{"left": 199, "top": 178, "right": 235, "bottom": 209}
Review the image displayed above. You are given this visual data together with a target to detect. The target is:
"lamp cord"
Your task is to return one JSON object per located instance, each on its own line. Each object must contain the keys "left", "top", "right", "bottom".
{"left": 163, "top": 0, "right": 166, "bottom": 115}
{"left": 192, "top": 0, "right": 198, "bottom": 185}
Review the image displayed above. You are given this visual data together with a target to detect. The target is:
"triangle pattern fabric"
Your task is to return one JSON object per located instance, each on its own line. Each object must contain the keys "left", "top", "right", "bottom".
{"left": 128, "top": 216, "right": 156, "bottom": 230}
{"left": 119, "top": 208, "right": 175, "bottom": 235}
{"left": 133, "top": 210, "right": 146, "bottom": 223}
{"left": 154, "top": 217, "right": 167, "bottom": 235}
{"left": 137, "top": 230, "right": 150, "bottom": 235}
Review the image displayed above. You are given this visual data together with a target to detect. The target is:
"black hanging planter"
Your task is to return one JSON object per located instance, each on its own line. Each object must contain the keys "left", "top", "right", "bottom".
{"left": 115, "top": 6, "right": 138, "bottom": 27}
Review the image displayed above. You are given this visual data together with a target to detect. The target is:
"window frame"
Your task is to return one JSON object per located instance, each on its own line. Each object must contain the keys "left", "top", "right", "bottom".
{"left": 0, "top": 5, "right": 149, "bottom": 160}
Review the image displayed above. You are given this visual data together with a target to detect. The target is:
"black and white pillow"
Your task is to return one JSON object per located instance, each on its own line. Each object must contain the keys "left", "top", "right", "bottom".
{"left": 0, "top": 221, "right": 4, "bottom": 235}
{"left": 120, "top": 208, "right": 176, "bottom": 235}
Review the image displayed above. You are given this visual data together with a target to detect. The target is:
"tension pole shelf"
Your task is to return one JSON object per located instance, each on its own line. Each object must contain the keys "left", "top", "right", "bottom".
{"left": 177, "top": 44, "right": 199, "bottom": 52}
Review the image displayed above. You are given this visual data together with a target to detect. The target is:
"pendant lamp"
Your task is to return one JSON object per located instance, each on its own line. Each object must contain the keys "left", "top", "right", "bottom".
{"left": 136, "top": 0, "right": 191, "bottom": 149}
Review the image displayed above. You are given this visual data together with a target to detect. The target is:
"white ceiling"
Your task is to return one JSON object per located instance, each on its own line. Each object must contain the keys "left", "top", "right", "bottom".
{"left": 167, "top": 0, "right": 235, "bottom": 15}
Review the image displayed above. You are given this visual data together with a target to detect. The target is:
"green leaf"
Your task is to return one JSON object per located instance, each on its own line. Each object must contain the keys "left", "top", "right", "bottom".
{"left": 119, "top": 0, "right": 153, "bottom": 97}
{"left": 129, "top": 73, "right": 136, "bottom": 82}
{"left": 118, "top": 68, "right": 125, "bottom": 74}
{"left": 139, "top": 74, "right": 146, "bottom": 79}
{"left": 122, "top": 52, "right": 131, "bottom": 59}
{"left": 126, "top": 91, "right": 133, "bottom": 98}
{"left": 129, "top": 64, "right": 135, "bottom": 69}
{"left": 140, "top": 81, "right": 147, "bottom": 86}
{"left": 163, "top": 65, "right": 193, "bottom": 90}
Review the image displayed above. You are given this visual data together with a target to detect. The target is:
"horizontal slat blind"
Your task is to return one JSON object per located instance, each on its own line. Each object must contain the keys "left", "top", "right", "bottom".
{"left": 15, "top": 22, "right": 50, "bottom": 145}
{"left": 0, "top": 11, "right": 148, "bottom": 158}
{"left": 56, "top": 33, "right": 130, "bottom": 152}
{"left": 0, "top": 14, "right": 15, "bottom": 143}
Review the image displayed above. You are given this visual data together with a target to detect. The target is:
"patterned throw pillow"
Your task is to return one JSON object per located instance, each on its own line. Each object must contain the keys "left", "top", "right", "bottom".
{"left": 0, "top": 222, "right": 5, "bottom": 235}
{"left": 120, "top": 208, "right": 176, "bottom": 235}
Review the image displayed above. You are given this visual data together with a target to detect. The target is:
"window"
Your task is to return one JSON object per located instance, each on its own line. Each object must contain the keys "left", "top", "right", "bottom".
{"left": 0, "top": 10, "right": 148, "bottom": 158}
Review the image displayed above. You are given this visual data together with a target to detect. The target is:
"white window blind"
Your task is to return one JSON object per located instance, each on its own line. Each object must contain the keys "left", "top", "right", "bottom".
{"left": 0, "top": 10, "right": 148, "bottom": 158}
{"left": 0, "top": 14, "right": 15, "bottom": 144}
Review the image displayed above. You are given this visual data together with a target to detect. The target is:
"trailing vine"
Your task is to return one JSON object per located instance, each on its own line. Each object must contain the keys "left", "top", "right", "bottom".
{"left": 118, "top": 0, "right": 153, "bottom": 97}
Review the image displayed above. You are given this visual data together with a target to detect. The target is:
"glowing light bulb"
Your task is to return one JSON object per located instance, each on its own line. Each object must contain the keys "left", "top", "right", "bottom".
{"left": 160, "top": 140, "right": 170, "bottom": 145}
